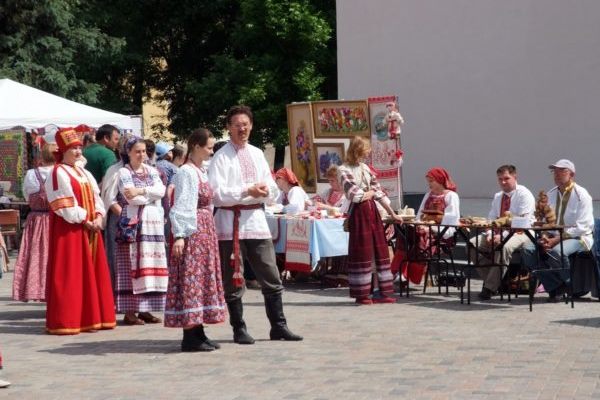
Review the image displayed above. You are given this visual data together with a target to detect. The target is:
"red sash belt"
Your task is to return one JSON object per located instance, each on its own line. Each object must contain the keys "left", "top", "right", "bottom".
{"left": 219, "top": 204, "right": 264, "bottom": 287}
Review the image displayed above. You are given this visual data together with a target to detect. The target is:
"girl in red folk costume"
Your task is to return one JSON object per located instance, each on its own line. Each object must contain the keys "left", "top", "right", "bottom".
{"left": 115, "top": 137, "right": 168, "bottom": 325}
{"left": 338, "top": 137, "right": 403, "bottom": 305}
{"left": 45, "top": 128, "right": 116, "bottom": 334}
{"left": 393, "top": 167, "right": 460, "bottom": 284}
{"left": 166, "top": 128, "right": 226, "bottom": 352}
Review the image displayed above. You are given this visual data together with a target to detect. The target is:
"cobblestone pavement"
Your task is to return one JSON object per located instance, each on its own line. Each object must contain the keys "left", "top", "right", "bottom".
{"left": 2, "top": 263, "right": 600, "bottom": 400}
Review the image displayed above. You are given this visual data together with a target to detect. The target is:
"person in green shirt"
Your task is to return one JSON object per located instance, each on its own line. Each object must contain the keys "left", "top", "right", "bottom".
{"left": 83, "top": 124, "right": 120, "bottom": 185}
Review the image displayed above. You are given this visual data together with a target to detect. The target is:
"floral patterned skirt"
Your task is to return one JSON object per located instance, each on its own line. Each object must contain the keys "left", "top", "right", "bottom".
{"left": 164, "top": 209, "right": 226, "bottom": 327}
{"left": 12, "top": 212, "right": 50, "bottom": 301}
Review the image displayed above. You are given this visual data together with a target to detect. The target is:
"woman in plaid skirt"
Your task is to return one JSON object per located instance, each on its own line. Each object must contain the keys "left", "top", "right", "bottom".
{"left": 115, "top": 137, "right": 168, "bottom": 325}
{"left": 338, "top": 137, "right": 403, "bottom": 305}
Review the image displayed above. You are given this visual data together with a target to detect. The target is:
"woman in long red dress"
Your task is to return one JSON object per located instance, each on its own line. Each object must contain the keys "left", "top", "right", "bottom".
{"left": 44, "top": 128, "right": 116, "bottom": 334}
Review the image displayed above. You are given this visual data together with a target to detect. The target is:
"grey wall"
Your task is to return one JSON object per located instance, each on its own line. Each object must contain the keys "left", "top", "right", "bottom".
{"left": 337, "top": 0, "right": 599, "bottom": 199}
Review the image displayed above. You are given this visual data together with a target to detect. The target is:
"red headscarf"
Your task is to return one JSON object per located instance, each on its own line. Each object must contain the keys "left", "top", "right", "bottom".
{"left": 274, "top": 168, "right": 299, "bottom": 186}
{"left": 426, "top": 167, "right": 457, "bottom": 192}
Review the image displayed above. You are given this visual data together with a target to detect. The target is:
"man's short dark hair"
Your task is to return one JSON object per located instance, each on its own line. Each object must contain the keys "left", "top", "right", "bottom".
{"left": 144, "top": 139, "right": 156, "bottom": 158}
{"left": 496, "top": 164, "right": 517, "bottom": 175}
{"left": 226, "top": 105, "right": 253, "bottom": 125}
{"left": 96, "top": 124, "right": 118, "bottom": 142}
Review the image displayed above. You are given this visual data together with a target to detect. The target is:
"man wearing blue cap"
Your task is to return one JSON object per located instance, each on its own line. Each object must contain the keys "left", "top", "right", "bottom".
{"left": 522, "top": 159, "right": 594, "bottom": 301}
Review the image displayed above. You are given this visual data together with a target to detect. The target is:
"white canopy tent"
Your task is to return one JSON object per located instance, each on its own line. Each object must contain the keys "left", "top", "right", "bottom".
{"left": 0, "top": 78, "right": 133, "bottom": 130}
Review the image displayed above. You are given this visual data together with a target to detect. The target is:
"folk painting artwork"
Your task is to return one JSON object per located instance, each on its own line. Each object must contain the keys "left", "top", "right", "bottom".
{"left": 312, "top": 100, "right": 370, "bottom": 138}
{"left": 287, "top": 103, "right": 317, "bottom": 193}
{"left": 0, "top": 129, "right": 28, "bottom": 198}
{"left": 314, "top": 143, "right": 345, "bottom": 183}
{"left": 368, "top": 96, "right": 403, "bottom": 208}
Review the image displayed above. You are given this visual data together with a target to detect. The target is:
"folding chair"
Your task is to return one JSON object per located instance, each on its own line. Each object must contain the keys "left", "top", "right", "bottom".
{"left": 0, "top": 209, "right": 20, "bottom": 251}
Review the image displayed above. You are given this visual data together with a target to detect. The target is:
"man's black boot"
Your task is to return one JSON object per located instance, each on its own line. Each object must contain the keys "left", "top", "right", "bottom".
{"left": 264, "top": 293, "right": 303, "bottom": 341}
{"left": 227, "top": 299, "right": 255, "bottom": 344}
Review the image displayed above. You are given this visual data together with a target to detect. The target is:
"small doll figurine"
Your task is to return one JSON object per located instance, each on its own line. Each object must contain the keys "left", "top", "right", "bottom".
{"left": 534, "top": 190, "right": 556, "bottom": 226}
{"left": 385, "top": 101, "right": 404, "bottom": 140}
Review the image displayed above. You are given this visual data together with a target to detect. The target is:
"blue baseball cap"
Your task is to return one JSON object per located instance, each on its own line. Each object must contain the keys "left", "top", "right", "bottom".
{"left": 155, "top": 142, "right": 174, "bottom": 159}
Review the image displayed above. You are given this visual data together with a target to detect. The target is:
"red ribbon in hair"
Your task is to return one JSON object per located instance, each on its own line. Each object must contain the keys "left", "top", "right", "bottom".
{"left": 426, "top": 167, "right": 457, "bottom": 192}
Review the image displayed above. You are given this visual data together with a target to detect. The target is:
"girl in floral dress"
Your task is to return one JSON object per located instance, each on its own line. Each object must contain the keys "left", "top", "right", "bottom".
{"left": 166, "top": 128, "right": 226, "bottom": 352}
{"left": 12, "top": 144, "right": 55, "bottom": 301}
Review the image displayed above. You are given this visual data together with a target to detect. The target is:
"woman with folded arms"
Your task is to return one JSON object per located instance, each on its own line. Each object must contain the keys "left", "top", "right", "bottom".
{"left": 115, "top": 137, "right": 168, "bottom": 326}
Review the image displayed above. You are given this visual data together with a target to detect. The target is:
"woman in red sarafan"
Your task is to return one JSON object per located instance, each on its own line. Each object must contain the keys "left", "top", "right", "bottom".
{"left": 392, "top": 167, "right": 460, "bottom": 285}
{"left": 44, "top": 128, "right": 116, "bottom": 334}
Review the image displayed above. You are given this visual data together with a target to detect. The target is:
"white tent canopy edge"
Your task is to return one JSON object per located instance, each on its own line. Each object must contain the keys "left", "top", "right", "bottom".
{"left": 0, "top": 78, "right": 133, "bottom": 130}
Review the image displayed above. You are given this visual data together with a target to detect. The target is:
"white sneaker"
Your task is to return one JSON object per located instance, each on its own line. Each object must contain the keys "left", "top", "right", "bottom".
{"left": 0, "top": 378, "right": 10, "bottom": 388}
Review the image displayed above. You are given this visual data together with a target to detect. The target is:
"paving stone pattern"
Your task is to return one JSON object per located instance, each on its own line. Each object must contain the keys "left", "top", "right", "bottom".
{"left": 1, "top": 263, "right": 600, "bottom": 399}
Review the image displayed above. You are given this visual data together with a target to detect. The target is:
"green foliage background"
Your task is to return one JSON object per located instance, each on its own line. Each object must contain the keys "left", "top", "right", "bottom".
{"left": 0, "top": 0, "right": 337, "bottom": 147}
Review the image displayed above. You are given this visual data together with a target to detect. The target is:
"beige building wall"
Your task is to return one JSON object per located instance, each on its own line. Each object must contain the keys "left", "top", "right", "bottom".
{"left": 141, "top": 88, "right": 174, "bottom": 142}
{"left": 337, "top": 0, "right": 600, "bottom": 199}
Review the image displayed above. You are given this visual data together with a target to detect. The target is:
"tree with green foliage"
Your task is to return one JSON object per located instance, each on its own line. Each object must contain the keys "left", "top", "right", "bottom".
{"left": 0, "top": 0, "right": 125, "bottom": 107}
{"left": 1, "top": 0, "right": 337, "bottom": 148}
{"left": 149, "top": 0, "right": 337, "bottom": 146}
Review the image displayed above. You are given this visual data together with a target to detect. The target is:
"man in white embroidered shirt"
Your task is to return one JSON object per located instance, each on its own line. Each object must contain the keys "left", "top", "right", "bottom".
{"left": 522, "top": 159, "right": 594, "bottom": 302}
{"left": 471, "top": 165, "right": 536, "bottom": 300}
{"left": 208, "top": 105, "right": 302, "bottom": 344}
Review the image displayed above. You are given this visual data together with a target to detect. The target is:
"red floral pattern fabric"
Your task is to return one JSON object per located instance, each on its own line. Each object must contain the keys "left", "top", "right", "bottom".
{"left": 164, "top": 178, "right": 226, "bottom": 327}
{"left": 12, "top": 169, "right": 50, "bottom": 301}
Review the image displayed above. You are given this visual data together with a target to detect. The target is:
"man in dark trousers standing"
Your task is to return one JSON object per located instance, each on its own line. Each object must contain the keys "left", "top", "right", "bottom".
{"left": 208, "top": 105, "right": 302, "bottom": 344}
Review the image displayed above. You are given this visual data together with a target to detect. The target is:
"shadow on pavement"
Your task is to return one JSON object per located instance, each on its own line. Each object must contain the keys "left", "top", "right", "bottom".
{"left": 244, "top": 301, "right": 355, "bottom": 308}
{"left": 403, "top": 295, "right": 521, "bottom": 311}
{"left": 552, "top": 317, "right": 600, "bottom": 328}
{"left": 0, "top": 324, "right": 46, "bottom": 335}
{"left": 40, "top": 340, "right": 180, "bottom": 355}
{"left": 0, "top": 309, "right": 46, "bottom": 320}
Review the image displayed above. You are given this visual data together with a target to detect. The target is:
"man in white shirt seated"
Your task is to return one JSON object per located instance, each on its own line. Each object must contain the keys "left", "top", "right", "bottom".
{"left": 522, "top": 159, "right": 594, "bottom": 302}
{"left": 470, "top": 165, "right": 535, "bottom": 300}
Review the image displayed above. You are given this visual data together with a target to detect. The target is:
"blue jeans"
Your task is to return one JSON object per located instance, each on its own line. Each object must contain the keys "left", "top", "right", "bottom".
{"left": 522, "top": 238, "right": 586, "bottom": 293}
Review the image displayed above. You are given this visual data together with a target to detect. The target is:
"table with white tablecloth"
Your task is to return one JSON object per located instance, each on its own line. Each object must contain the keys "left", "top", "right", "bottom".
{"left": 266, "top": 215, "right": 349, "bottom": 271}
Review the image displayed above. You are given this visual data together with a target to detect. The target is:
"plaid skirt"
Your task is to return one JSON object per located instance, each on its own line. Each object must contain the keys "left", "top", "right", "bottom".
{"left": 115, "top": 243, "right": 166, "bottom": 313}
{"left": 347, "top": 200, "right": 393, "bottom": 298}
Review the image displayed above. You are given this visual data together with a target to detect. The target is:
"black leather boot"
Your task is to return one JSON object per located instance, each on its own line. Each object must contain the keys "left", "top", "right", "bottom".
{"left": 264, "top": 293, "right": 303, "bottom": 341}
{"left": 194, "top": 324, "right": 221, "bottom": 349}
{"left": 181, "top": 326, "right": 215, "bottom": 352}
{"left": 227, "top": 300, "right": 255, "bottom": 345}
